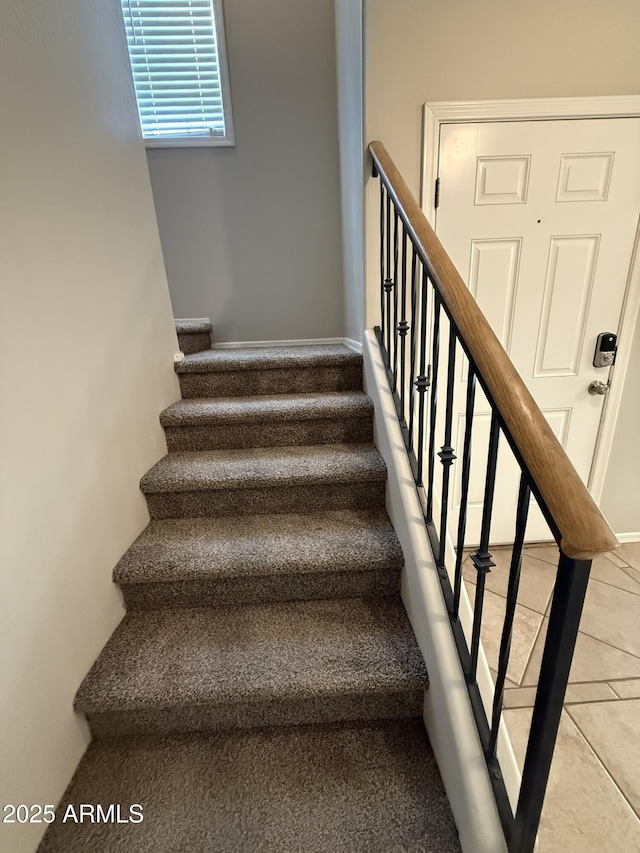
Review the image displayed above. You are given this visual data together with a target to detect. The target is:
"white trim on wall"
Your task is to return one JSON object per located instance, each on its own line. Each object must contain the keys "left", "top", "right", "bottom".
{"left": 590, "top": 217, "right": 640, "bottom": 503}
{"left": 420, "top": 95, "right": 640, "bottom": 222}
{"left": 420, "top": 95, "right": 640, "bottom": 512}
{"left": 210, "top": 337, "right": 347, "bottom": 349}
{"left": 617, "top": 532, "right": 640, "bottom": 544}
{"left": 343, "top": 337, "right": 364, "bottom": 353}
{"left": 173, "top": 333, "right": 362, "bottom": 352}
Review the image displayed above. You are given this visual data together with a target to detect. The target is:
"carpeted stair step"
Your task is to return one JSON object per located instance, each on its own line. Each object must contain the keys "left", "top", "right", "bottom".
{"left": 175, "top": 320, "right": 213, "bottom": 355}
{"left": 175, "top": 344, "right": 362, "bottom": 398}
{"left": 140, "top": 444, "right": 387, "bottom": 518}
{"left": 161, "top": 391, "right": 373, "bottom": 451}
{"left": 37, "top": 719, "right": 460, "bottom": 853}
{"left": 74, "top": 597, "right": 428, "bottom": 738}
{"left": 114, "top": 509, "right": 403, "bottom": 610}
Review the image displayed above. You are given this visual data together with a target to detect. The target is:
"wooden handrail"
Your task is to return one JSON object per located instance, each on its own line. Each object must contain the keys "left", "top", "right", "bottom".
{"left": 369, "top": 140, "right": 618, "bottom": 560}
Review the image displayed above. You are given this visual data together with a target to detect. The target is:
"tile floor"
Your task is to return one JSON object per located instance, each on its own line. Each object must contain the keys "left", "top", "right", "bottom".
{"left": 463, "top": 541, "right": 640, "bottom": 851}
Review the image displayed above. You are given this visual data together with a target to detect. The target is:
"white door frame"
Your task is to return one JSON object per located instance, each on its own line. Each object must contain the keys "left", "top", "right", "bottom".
{"left": 420, "top": 95, "right": 640, "bottom": 505}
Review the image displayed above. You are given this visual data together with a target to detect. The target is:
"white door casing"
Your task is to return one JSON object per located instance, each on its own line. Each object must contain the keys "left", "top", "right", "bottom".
{"left": 427, "top": 108, "right": 640, "bottom": 544}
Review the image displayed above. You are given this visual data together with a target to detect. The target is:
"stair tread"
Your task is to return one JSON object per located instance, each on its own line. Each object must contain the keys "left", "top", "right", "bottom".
{"left": 75, "top": 598, "right": 427, "bottom": 713}
{"left": 38, "top": 720, "right": 460, "bottom": 853}
{"left": 160, "top": 391, "right": 372, "bottom": 426}
{"left": 115, "top": 509, "right": 402, "bottom": 584}
{"left": 141, "top": 444, "right": 386, "bottom": 493}
{"left": 176, "top": 344, "right": 360, "bottom": 374}
{"left": 175, "top": 320, "right": 212, "bottom": 335}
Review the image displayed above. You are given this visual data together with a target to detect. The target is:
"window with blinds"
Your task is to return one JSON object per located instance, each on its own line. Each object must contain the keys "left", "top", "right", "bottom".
{"left": 121, "top": 0, "right": 234, "bottom": 146}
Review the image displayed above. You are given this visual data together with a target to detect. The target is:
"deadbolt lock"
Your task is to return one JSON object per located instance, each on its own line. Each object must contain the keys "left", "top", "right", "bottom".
{"left": 593, "top": 333, "right": 617, "bottom": 368}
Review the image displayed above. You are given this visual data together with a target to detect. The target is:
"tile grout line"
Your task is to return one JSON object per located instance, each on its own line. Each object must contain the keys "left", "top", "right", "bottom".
{"left": 504, "top": 683, "right": 623, "bottom": 708}
{"left": 618, "top": 564, "right": 640, "bottom": 585}
{"left": 602, "top": 694, "right": 640, "bottom": 702}
{"left": 465, "top": 566, "right": 640, "bottom": 601}
{"left": 505, "top": 677, "right": 640, "bottom": 696}
{"left": 514, "top": 617, "right": 640, "bottom": 686}
{"left": 575, "top": 626, "right": 640, "bottom": 662}
{"left": 587, "top": 574, "right": 640, "bottom": 597}
{"left": 505, "top": 677, "right": 640, "bottom": 687}
{"left": 565, "top": 705, "right": 640, "bottom": 823}
{"left": 516, "top": 605, "right": 549, "bottom": 687}
{"left": 463, "top": 575, "right": 553, "bottom": 619}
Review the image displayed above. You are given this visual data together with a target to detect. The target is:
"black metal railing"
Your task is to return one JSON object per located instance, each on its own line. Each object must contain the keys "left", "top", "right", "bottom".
{"left": 369, "top": 141, "right": 618, "bottom": 853}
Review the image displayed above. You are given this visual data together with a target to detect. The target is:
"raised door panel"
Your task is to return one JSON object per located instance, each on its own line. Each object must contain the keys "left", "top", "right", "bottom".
{"left": 534, "top": 235, "right": 600, "bottom": 377}
{"left": 475, "top": 156, "right": 531, "bottom": 205}
{"left": 468, "top": 239, "right": 521, "bottom": 354}
{"left": 556, "top": 153, "right": 615, "bottom": 202}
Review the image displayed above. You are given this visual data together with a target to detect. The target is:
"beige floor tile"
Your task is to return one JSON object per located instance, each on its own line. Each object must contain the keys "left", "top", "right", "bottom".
{"left": 607, "top": 549, "right": 635, "bottom": 569}
{"left": 621, "top": 564, "right": 640, "bottom": 586}
{"left": 609, "top": 678, "right": 640, "bottom": 699}
{"left": 504, "top": 708, "right": 640, "bottom": 851}
{"left": 522, "top": 547, "right": 640, "bottom": 594}
{"left": 619, "top": 542, "right": 640, "bottom": 571}
{"left": 579, "top": 579, "right": 640, "bottom": 658}
{"left": 503, "top": 686, "right": 537, "bottom": 708}
{"left": 462, "top": 550, "right": 556, "bottom": 614}
{"left": 464, "top": 582, "right": 542, "bottom": 685}
{"left": 490, "top": 668, "right": 519, "bottom": 689}
{"left": 589, "top": 554, "right": 640, "bottom": 594}
{"left": 522, "top": 618, "right": 640, "bottom": 686}
{"left": 503, "top": 682, "right": 617, "bottom": 710}
{"left": 563, "top": 682, "right": 618, "bottom": 704}
{"left": 522, "top": 543, "right": 560, "bottom": 566}
{"left": 568, "top": 699, "right": 640, "bottom": 816}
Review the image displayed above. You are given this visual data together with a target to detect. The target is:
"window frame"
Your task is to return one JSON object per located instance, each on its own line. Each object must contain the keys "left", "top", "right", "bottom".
{"left": 125, "top": 0, "right": 235, "bottom": 149}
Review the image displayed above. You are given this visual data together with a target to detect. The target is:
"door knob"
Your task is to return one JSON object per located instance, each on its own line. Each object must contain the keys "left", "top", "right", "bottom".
{"left": 588, "top": 380, "right": 609, "bottom": 396}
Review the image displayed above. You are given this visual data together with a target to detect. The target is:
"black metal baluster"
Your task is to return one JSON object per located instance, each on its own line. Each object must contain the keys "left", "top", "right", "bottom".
{"left": 392, "top": 210, "right": 400, "bottom": 392}
{"left": 425, "top": 292, "right": 441, "bottom": 522}
{"left": 407, "top": 247, "right": 419, "bottom": 447}
{"left": 487, "top": 474, "right": 531, "bottom": 758}
{"left": 384, "top": 191, "right": 393, "bottom": 363}
{"left": 469, "top": 411, "right": 500, "bottom": 683}
{"left": 453, "top": 363, "right": 477, "bottom": 619}
{"left": 379, "top": 182, "right": 386, "bottom": 350}
{"left": 415, "top": 267, "right": 430, "bottom": 485}
{"left": 398, "top": 227, "right": 409, "bottom": 428}
{"left": 510, "top": 554, "right": 592, "bottom": 853}
{"left": 437, "top": 328, "right": 457, "bottom": 566}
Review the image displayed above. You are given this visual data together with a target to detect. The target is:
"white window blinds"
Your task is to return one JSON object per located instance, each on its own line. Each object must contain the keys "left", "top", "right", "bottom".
{"left": 121, "top": 0, "right": 234, "bottom": 145}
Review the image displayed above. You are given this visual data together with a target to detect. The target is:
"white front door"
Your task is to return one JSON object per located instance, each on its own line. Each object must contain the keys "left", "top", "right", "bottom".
{"left": 435, "top": 117, "right": 640, "bottom": 543}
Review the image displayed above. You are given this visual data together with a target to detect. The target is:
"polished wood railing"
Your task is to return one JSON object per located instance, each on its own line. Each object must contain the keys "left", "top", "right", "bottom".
{"left": 369, "top": 140, "right": 618, "bottom": 852}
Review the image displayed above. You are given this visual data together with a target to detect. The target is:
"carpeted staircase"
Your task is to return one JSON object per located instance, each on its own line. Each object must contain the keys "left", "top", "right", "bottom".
{"left": 39, "top": 324, "right": 460, "bottom": 852}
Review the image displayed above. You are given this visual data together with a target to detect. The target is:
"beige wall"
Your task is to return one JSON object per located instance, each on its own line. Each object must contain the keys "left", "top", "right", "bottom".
{"left": 365, "top": 0, "right": 640, "bottom": 196}
{"left": 335, "top": 0, "right": 366, "bottom": 343}
{"left": 147, "top": 0, "right": 345, "bottom": 343}
{"left": 0, "top": 2, "right": 179, "bottom": 850}
{"left": 364, "top": 0, "right": 640, "bottom": 535}
{"left": 601, "top": 320, "right": 640, "bottom": 535}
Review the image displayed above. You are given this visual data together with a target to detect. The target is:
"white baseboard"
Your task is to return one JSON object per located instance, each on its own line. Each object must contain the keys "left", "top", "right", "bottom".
{"left": 343, "top": 337, "right": 363, "bottom": 353}
{"left": 210, "top": 337, "right": 355, "bottom": 350}
{"left": 174, "top": 323, "right": 362, "bottom": 353}
{"left": 616, "top": 532, "right": 640, "bottom": 543}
